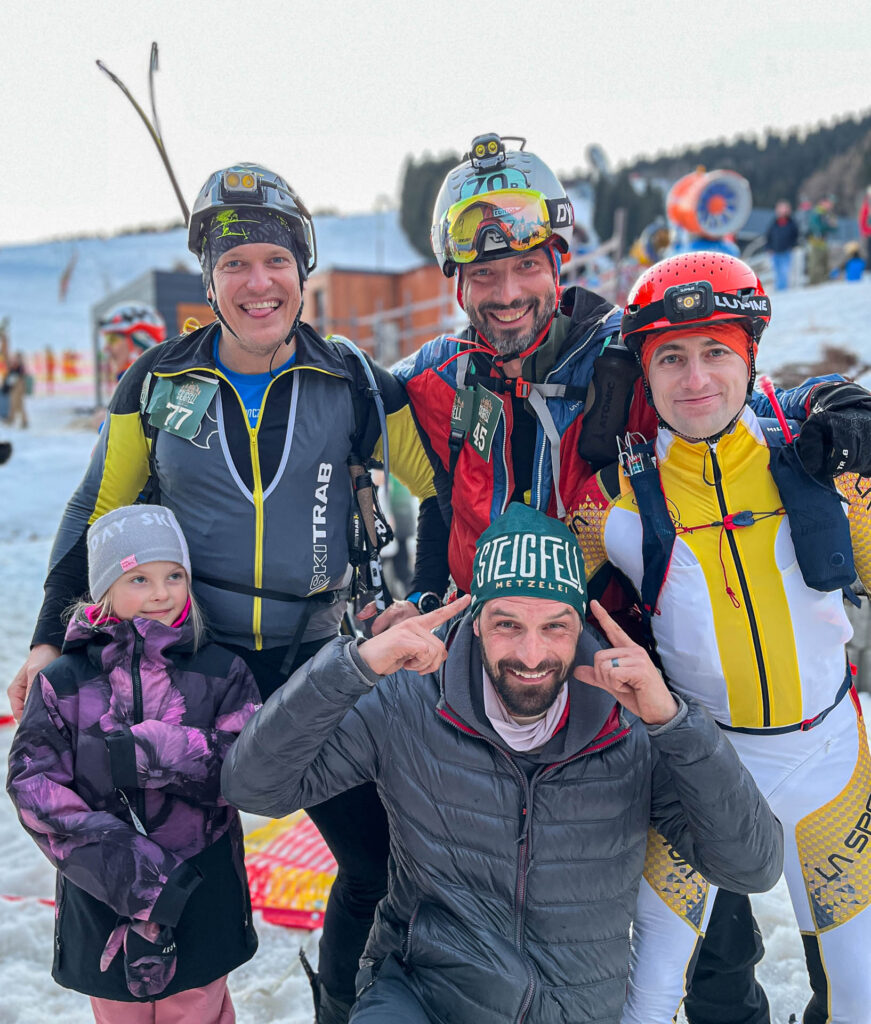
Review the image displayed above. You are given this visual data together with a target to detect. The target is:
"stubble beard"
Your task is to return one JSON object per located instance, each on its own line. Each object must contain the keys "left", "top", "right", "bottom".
{"left": 479, "top": 640, "right": 570, "bottom": 718}
{"left": 467, "top": 289, "right": 557, "bottom": 360}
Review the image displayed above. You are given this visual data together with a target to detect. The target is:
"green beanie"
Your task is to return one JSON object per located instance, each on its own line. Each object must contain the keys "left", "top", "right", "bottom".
{"left": 469, "top": 503, "right": 587, "bottom": 619}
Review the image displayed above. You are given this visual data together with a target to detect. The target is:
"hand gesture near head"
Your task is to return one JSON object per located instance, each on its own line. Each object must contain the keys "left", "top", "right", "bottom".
{"left": 574, "top": 600, "right": 678, "bottom": 726}
{"left": 357, "top": 595, "right": 472, "bottom": 677}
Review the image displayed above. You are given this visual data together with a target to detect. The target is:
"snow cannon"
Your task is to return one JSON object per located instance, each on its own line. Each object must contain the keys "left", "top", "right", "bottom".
{"left": 666, "top": 168, "right": 752, "bottom": 240}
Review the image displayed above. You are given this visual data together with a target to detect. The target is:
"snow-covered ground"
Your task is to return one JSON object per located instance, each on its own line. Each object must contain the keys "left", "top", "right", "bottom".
{"left": 0, "top": 274, "right": 869, "bottom": 1021}
{"left": 757, "top": 276, "right": 871, "bottom": 390}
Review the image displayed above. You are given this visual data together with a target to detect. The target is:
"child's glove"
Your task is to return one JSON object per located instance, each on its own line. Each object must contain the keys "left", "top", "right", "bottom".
{"left": 100, "top": 918, "right": 177, "bottom": 998}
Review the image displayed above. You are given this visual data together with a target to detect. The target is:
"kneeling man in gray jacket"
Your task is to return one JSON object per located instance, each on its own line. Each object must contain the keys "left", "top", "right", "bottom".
{"left": 222, "top": 503, "right": 783, "bottom": 1024}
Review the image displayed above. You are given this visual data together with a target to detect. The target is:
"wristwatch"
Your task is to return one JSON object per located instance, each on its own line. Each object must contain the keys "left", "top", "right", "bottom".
{"left": 406, "top": 591, "right": 443, "bottom": 614}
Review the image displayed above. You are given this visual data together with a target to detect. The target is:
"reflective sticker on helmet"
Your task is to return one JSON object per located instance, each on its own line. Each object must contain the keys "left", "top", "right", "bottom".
{"left": 459, "top": 167, "right": 528, "bottom": 199}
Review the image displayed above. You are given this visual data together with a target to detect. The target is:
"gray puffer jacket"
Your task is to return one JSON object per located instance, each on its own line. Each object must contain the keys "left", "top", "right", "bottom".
{"left": 222, "top": 617, "right": 783, "bottom": 1024}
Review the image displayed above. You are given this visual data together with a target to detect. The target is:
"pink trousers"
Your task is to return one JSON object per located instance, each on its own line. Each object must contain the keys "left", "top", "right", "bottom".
{"left": 90, "top": 976, "right": 234, "bottom": 1023}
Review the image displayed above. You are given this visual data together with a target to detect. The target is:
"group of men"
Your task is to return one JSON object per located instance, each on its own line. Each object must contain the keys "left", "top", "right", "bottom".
{"left": 10, "top": 134, "right": 871, "bottom": 1024}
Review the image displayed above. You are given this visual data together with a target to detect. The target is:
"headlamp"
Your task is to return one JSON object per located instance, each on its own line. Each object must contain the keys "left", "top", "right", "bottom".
{"left": 469, "top": 133, "right": 507, "bottom": 171}
{"left": 662, "top": 281, "right": 714, "bottom": 323}
{"left": 221, "top": 169, "right": 260, "bottom": 199}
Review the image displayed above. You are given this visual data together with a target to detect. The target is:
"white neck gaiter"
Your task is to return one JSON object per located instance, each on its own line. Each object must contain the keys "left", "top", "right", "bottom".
{"left": 482, "top": 667, "right": 569, "bottom": 753}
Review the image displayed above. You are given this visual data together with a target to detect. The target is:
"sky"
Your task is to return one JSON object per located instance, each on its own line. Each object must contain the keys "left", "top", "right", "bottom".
{"left": 2, "top": 0, "right": 869, "bottom": 245}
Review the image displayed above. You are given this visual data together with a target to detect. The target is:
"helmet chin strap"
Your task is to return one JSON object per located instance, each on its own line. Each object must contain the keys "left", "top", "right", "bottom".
{"left": 475, "top": 311, "right": 556, "bottom": 369}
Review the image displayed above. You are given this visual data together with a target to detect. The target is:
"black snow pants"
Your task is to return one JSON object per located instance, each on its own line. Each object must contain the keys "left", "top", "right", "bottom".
{"left": 227, "top": 637, "right": 391, "bottom": 1007}
{"left": 685, "top": 889, "right": 770, "bottom": 1024}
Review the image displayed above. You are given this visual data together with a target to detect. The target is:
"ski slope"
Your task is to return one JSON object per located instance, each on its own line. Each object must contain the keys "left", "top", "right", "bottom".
{"left": 0, "top": 273, "right": 869, "bottom": 1022}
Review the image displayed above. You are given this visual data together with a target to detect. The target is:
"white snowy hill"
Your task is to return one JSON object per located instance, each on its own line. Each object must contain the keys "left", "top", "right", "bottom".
{"left": 756, "top": 277, "right": 871, "bottom": 390}
{"left": 0, "top": 211, "right": 427, "bottom": 356}
{"left": 0, "top": 272, "right": 869, "bottom": 1021}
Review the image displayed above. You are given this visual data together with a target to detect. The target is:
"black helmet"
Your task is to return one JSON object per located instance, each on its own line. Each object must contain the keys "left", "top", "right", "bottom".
{"left": 188, "top": 163, "right": 317, "bottom": 278}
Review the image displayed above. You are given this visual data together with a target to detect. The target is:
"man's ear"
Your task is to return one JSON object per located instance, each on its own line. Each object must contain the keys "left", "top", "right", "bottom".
{"left": 472, "top": 616, "right": 480, "bottom": 637}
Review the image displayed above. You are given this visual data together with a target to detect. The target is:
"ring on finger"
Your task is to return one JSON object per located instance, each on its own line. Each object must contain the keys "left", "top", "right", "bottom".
{"left": 610, "top": 657, "right": 620, "bottom": 669}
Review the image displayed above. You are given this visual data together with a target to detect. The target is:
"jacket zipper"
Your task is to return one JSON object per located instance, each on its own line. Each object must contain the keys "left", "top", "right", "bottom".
{"left": 130, "top": 629, "right": 148, "bottom": 829}
{"left": 709, "top": 445, "right": 771, "bottom": 725}
{"left": 436, "top": 714, "right": 536, "bottom": 1022}
{"left": 55, "top": 878, "right": 65, "bottom": 952}
{"left": 498, "top": 406, "right": 513, "bottom": 516}
{"left": 403, "top": 902, "right": 421, "bottom": 961}
{"left": 500, "top": 749, "right": 536, "bottom": 1024}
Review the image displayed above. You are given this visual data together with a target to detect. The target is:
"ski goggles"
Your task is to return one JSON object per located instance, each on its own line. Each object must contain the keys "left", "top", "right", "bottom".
{"left": 433, "top": 189, "right": 573, "bottom": 265}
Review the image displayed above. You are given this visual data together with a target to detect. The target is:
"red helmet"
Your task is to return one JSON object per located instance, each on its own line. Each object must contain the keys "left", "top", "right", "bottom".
{"left": 99, "top": 304, "right": 166, "bottom": 350}
{"left": 621, "top": 252, "right": 771, "bottom": 353}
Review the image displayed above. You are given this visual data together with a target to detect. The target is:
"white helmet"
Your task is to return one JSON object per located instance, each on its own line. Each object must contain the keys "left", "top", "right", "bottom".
{"left": 430, "top": 134, "right": 574, "bottom": 277}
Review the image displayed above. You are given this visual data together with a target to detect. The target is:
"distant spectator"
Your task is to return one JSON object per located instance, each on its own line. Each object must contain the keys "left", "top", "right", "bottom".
{"left": 3, "top": 352, "right": 29, "bottom": 428}
{"left": 829, "top": 240, "right": 866, "bottom": 282}
{"left": 806, "top": 198, "right": 837, "bottom": 285}
{"left": 765, "top": 200, "right": 799, "bottom": 290}
{"left": 859, "top": 186, "right": 871, "bottom": 263}
{"left": 44, "top": 346, "right": 56, "bottom": 395}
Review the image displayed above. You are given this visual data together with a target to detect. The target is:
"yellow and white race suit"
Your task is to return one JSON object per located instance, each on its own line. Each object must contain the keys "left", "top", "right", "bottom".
{"left": 568, "top": 405, "right": 871, "bottom": 1024}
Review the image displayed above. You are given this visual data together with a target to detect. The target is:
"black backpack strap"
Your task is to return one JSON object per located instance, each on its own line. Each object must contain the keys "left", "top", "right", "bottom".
{"left": 623, "top": 440, "right": 676, "bottom": 626}
{"left": 759, "top": 417, "right": 856, "bottom": 594}
{"left": 137, "top": 345, "right": 177, "bottom": 505}
{"left": 331, "top": 335, "right": 389, "bottom": 474}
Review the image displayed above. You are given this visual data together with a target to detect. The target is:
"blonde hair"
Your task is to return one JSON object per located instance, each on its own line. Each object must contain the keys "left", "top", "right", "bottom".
{"left": 66, "top": 569, "right": 207, "bottom": 649}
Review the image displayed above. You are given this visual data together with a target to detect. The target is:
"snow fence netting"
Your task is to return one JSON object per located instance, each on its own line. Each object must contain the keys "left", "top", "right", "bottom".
{"left": 244, "top": 812, "right": 337, "bottom": 929}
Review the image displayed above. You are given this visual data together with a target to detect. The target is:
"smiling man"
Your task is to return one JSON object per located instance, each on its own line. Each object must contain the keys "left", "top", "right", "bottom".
{"left": 566, "top": 253, "right": 871, "bottom": 1024}
{"left": 8, "top": 163, "right": 407, "bottom": 1024}
{"left": 222, "top": 502, "right": 783, "bottom": 1024}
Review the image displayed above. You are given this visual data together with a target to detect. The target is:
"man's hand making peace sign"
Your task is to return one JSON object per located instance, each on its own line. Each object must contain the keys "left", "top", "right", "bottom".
{"left": 574, "top": 600, "right": 679, "bottom": 727}
{"left": 357, "top": 594, "right": 472, "bottom": 676}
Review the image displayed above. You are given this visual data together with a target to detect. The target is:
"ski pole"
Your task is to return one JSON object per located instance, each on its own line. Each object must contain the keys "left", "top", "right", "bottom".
{"left": 96, "top": 42, "right": 190, "bottom": 225}
{"left": 758, "top": 374, "right": 794, "bottom": 443}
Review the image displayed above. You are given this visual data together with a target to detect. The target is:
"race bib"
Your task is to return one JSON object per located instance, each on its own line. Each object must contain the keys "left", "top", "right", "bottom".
{"left": 468, "top": 385, "right": 503, "bottom": 463}
{"left": 146, "top": 374, "right": 218, "bottom": 440}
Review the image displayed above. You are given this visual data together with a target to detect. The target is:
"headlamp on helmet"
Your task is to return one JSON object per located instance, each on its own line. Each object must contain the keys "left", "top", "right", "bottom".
{"left": 469, "top": 133, "right": 515, "bottom": 171}
{"left": 661, "top": 281, "right": 714, "bottom": 322}
{"left": 621, "top": 253, "right": 772, "bottom": 353}
{"left": 221, "top": 169, "right": 259, "bottom": 197}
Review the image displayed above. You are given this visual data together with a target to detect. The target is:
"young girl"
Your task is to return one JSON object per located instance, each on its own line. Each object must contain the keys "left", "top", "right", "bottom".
{"left": 7, "top": 505, "right": 261, "bottom": 1023}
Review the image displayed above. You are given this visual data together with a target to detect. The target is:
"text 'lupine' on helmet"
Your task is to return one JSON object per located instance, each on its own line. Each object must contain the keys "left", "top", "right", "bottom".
{"left": 98, "top": 304, "right": 166, "bottom": 348}
{"left": 430, "top": 134, "right": 575, "bottom": 278}
{"left": 621, "top": 252, "right": 771, "bottom": 356}
{"left": 187, "top": 163, "right": 317, "bottom": 278}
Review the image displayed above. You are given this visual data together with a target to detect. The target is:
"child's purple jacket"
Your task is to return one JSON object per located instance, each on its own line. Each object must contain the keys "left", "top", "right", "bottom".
{"left": 7, "top": 612, "right": 261, "bottom": 1000}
